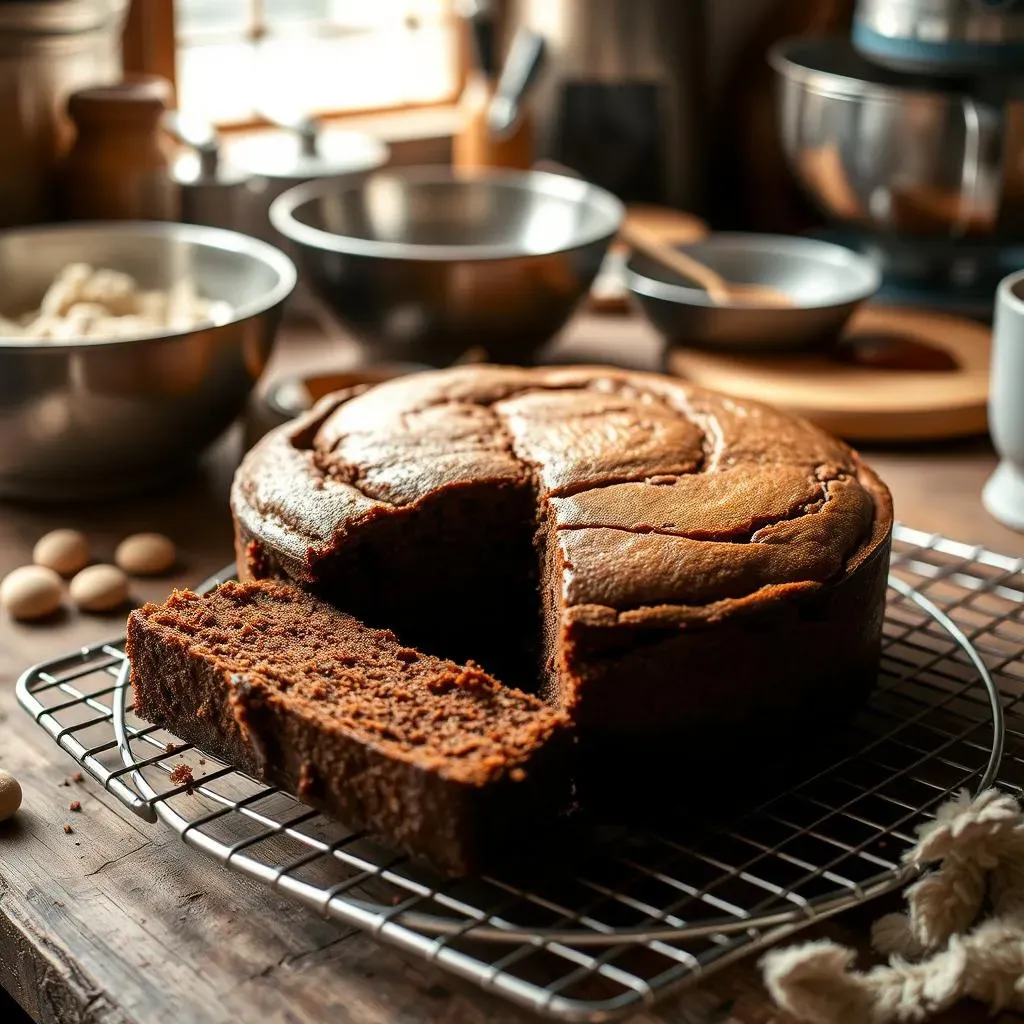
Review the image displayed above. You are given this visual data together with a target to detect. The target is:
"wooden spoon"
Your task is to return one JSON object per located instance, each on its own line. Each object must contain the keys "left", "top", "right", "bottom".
{"left": 621, "top": 222, "right": 794, "bottom": 307}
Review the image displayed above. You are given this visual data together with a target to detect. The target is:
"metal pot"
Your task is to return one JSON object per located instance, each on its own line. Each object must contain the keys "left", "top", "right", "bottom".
{"left": 770, "top": 36, "right": 1024, "bottom": 239}
{"left": 166, "top": 113, "right": 254, "bottom": 233}
{"left": 853, "top": 0, "right": 1024, "bottom": 73}
{"left": 225, "top": 120, "right": 389, "bottom": 310}
{"left": 226, "top": 121, "right": 389, "bottom": 247}
{"left": 0, "top": 0, "right": 128, "bottom": 227}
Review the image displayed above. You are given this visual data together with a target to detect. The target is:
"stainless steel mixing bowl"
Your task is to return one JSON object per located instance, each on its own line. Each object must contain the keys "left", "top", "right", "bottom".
{"left": 0, "top": 222, "right": 295, "bottom": 500}
{"left": 625, "top": 233, "right": 880, "bottom": 352}
{"left": 853, "top": 0, "right": 1024, "bottom": 74}
{"left": 269, "top": 167, "right": 624, "bottom": 365}
{"left": 770, "top": 36, "right": 1023, "bottom": 239}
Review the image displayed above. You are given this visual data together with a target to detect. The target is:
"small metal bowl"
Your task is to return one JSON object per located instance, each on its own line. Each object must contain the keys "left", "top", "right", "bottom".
{"left": 625, "top": 233, "right": 880, "bottom": 353}
{"left": 270, "top": 166, "right": 624, "bottom": 366}
{"left": 0, "top": 222, "right": 296, "bottom": 500}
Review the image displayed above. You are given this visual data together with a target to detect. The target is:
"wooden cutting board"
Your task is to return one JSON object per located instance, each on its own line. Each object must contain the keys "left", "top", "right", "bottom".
{"left": 666, "top": 304, "right": 991, "bottom": 442}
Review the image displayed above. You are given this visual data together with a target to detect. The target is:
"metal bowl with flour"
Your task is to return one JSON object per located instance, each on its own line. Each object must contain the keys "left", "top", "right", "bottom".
{"left": 0, "top": 222, "right": 295, "bottom": 500}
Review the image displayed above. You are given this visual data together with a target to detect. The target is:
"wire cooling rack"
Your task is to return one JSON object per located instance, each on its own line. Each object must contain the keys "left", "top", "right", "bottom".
{"left": 16, "top": 525, "right": 1021, "bottom": 1021}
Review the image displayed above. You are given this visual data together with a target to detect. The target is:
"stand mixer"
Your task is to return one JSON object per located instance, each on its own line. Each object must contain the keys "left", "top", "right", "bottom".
{"left": 771, "top": 0, "right": 1024, "bottom": 319}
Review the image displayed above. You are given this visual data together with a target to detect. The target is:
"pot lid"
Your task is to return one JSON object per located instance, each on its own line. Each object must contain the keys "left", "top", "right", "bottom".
{"left": 228, "top": 128, "right": 389, "bottom": 181}
{"left": 172, "top": 151, "right": 251, "bottom": 189}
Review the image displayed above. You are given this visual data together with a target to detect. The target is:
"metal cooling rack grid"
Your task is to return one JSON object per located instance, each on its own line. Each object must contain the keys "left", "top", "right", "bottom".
{"left": 16, "top": 525, "right": 1018, "bottom": 1022}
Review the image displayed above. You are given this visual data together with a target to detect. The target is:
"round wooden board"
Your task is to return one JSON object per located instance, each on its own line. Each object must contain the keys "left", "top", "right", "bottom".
{"left": 590, "top": 204, "right": 709, "bottom": 313}
{"left": 666, "top": 304, "right": 991, "bottom": 442}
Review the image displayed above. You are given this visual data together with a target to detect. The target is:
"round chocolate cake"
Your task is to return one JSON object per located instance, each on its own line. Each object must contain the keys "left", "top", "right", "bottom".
{"left": 232, "top": 365, "right": 893, "bottom": 759}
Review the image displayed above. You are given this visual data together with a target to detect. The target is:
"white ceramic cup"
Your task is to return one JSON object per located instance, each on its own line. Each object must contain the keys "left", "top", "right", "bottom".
{"left": 983, "top": 269, "right": 1024, "bottom": 531}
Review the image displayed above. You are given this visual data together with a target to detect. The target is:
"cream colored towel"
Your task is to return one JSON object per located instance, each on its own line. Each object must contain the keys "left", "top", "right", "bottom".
{"left": 761, "top": 789, "right": 1024, "bottom": 1023}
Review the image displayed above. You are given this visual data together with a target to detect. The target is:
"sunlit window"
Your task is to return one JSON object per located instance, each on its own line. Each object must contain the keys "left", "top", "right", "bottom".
{"left": 176, "top": 0, "right": 460, "bottom": 125}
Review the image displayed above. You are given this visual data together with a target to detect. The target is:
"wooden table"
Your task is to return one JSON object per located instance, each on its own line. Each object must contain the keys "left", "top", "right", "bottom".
{"left": 0, "top": 313, "right": 1021, "bottom": 1024}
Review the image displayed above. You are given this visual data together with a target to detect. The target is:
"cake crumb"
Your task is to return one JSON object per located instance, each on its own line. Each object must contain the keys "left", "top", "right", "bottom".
{"left": 68, "top": 800, "right": 81, "bottom": 812}
{"left": 71, "top": 771, "right": 84, "bottom": 783}
{"left": 59, "top": 779, "right": 69, "bottom": 787}
{"left": 198, "top": 757, "right": 205, "bottom": 765}
{"left": 509, "top": 768, "right": 526, "bottom": 783}
{"left": 426, "top": 672, "right": 456, "bottom": 695}
{"left": 63, "top": 823, "right": 74, "bottom": 834}
{"left": 169, "top": 763, "right": 194, "bottom": 793}
{"left": 454, "top": 666, "right": 491, "bottom": 692}
{"left": 165, "top": 742, "right": 180, "bottom": 754}
{"left": 245, "top": 539, "right": 272, "bottom": 580}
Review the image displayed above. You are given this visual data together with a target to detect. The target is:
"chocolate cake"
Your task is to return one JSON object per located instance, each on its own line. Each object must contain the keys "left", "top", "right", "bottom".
{"left": 231, "top": 366, "right": 894, "bottom": 762}
{"left": 127, "top": 581, "right": 569, "bottom": 875}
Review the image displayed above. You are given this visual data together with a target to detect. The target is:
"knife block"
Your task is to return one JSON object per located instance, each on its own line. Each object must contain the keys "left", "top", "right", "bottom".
{"left": 452, "top": 72, "right": 533, "bottom": 172}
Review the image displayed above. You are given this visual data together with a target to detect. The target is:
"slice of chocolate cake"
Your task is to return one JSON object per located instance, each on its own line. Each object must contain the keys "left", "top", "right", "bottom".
{"left": 127, "top": 580, "right": 570, "bottom": 876}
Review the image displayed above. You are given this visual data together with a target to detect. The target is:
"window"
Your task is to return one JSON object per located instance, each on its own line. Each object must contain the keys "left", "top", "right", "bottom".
{"left": 173, "top": 0, "right": 462, "bottom": 126}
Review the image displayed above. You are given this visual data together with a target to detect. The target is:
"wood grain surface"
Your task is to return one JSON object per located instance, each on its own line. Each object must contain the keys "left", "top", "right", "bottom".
{"left": 0, "top": 311, "right": 1020, "bottom": 1024}
{"left": 666, "top": 305, "right": 992, "bottom": 443}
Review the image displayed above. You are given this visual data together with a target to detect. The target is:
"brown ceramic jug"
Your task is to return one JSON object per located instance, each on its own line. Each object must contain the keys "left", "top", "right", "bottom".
{"left": 63, "top": 75, "right": 179, "bottom": 221}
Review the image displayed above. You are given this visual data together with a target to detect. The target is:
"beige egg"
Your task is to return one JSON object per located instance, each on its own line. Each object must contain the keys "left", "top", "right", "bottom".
{"left": 32, "top": 528, "right": 90, "bottom": 577}
{"left": 1, "top": 565, "right": 63, "bottom": 621}
{"left": 0, "top": 770, "right": 21, "bottom": 821}
{"left": 69, "top": 564, "right": 128, "bottom": 612}
{"left": 115, "top": 532, "right": 176, "bottom": 576}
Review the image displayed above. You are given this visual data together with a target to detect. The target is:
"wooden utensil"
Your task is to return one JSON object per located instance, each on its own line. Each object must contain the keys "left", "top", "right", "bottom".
{"left": 589, "top": 203, "right": 709, "bottom": 313}
{"left": 620, "top": 221, "right": 794, "bottom": 306}
{"left": 666, "top": 304, "right": 990, "bottom": 442}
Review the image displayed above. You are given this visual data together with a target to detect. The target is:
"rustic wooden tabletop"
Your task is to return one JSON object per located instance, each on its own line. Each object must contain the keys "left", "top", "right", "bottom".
{"left": 0, "top": 312, "right": 1021, "bottom": 1024}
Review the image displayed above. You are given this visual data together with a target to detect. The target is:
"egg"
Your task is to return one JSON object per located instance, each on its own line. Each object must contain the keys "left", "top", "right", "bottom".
{"left": 1, "top": 565, "right": 63, "bottom": 621}
{"left": 115, "top": 532, "right": 176, "bottom": 576}
{"left": 32, "top": 528, "right": 90, "bottom": 577}
{"left": 0, "top": 770, "right": 22, "bottom": 821}
{"left": 69, "top": 564, "right": 128, "bottom": 612}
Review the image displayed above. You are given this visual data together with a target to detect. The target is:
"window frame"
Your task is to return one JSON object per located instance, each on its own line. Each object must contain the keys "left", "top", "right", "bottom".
{"left": 124, "top": 0, "right": 468, "bottom": 133}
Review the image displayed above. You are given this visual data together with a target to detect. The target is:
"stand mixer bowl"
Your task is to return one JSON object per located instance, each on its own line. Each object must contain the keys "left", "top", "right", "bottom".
{"left": 853, "top": 0, "right": 1024, "bottom": 74}
{"left": 770, "top": 36, "right": 1022, "bottom": 240}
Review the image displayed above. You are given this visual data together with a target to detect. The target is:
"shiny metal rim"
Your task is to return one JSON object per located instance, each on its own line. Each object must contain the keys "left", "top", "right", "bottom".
{"left": 623, "top": 233, "right": 882, "bottom": 310}
{"left": 269, "top": 166, "right": 626, "bottom": 263}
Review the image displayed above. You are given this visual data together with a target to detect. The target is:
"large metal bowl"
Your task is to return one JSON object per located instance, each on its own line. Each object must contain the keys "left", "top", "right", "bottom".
{"left": 770, "top": 36, "right": 1020, "bottom": 239}
{"left": 626, "top": 233, "right": 880, "bottom": 352}
{"left": 270, "top": 167, "right": 624, "bottom": 366}
{"left": 0, "top": 222, "right": 295, "bottom": 500}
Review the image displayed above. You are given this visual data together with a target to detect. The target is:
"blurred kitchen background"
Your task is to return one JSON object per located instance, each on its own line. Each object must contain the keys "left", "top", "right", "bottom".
{"left": 2, "top": 0, "right": 1023, "bottom": 530}
{"left": 2, "top": 0, "right": 836, "bottom": 228}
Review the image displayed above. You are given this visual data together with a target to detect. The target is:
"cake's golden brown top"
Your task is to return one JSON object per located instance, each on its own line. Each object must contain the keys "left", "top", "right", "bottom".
{"left": 232, "top": 366, "right": 892, "bottom": 623}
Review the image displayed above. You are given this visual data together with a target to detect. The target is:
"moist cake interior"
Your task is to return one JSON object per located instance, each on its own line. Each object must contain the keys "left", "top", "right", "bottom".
{"left": 303, "top": 475, "right": 546, "bottom": 693}
{"left": 128, "top": 582, "right": 570, "bottom": 875}
{"left": 134, "top": 583, "right": 561, "bottom": 784}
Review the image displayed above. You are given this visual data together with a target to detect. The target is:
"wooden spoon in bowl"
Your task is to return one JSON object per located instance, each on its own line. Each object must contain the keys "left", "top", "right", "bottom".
{"left": 621, "top": 222, "right": 794, "bottom": 307}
